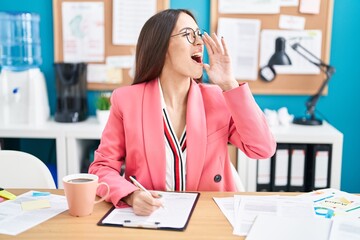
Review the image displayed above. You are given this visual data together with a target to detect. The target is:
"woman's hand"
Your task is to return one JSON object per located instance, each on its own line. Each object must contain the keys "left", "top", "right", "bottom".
{"left": 202, "top": 32, "right": 238, "bottom": 91}
{"left": 123, "top": 190, "right": 163, "bottom": 216}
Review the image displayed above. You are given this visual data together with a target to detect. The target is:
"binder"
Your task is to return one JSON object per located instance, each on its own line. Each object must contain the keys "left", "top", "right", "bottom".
{"left": 289, "top": 144, "right": 307, "bottom": 192}
{"left": 308, "top": 144, "right": 332, "bottom": 190}
{"left": 98, "top": 192, "right": 199, "bottom": 231}
{"left": 272, "top": 144, "right": 290, "bottom": 192}
{"left": 256, "top": 157, "right": 272, "bottom": 191}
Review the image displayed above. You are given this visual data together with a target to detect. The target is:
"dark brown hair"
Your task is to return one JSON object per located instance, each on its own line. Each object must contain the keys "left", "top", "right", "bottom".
{"left": 132, "top": 9, "right": 202, "bottom": 85}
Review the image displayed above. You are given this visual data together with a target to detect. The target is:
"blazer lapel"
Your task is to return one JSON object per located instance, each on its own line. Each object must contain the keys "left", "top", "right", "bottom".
{"left": 142, "top": 79, "right": 166, "bottom": 190}
{"left": 186, "top": 81, "right": 207, "bottom": 190}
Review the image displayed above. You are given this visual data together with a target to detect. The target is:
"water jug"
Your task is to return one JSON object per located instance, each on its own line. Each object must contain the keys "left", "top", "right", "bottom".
{"left": 0, "top": 12, "right": 42, "bottom": 70}
{"left": 0, "top": 12, "right": 49, "bottom": 126}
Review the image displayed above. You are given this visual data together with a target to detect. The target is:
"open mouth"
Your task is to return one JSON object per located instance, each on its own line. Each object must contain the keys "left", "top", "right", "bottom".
{"left": 191, "top": 54, "right": 202, "bottom": 64}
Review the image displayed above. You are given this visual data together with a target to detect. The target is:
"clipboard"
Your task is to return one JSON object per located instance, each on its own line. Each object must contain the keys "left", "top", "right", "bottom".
{"left": 98, "top": 192, "right": 200, "bottom": 231}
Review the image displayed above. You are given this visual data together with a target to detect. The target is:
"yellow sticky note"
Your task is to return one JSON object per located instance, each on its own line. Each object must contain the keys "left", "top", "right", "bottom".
{"left": 21, "top": 199, "right": 51, "bottom": 211}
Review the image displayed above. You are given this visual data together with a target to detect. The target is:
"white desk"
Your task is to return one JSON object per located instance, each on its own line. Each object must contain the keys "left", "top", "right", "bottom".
{"left": 0, "top": 118, "right": 343, "bottom": 190}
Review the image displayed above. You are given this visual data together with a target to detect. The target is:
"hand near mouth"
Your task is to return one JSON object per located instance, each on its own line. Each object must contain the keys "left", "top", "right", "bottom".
{"left": 202, "top": 32, "right": 238, "bottom": 91}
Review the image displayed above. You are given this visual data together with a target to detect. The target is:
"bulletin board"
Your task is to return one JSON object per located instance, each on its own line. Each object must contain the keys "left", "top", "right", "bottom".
{"left": 53, "top": 0, "right": 169, "bottom": 91}
{"left": 210, "top": 0, "right": 334, "bottom": 95}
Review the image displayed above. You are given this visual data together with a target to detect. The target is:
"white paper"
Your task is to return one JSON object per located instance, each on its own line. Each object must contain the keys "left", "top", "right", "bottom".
{"left": 300, "top": 0, "right": 321, "bottom": 14}
{"left": 329, "top": 217, "right": 360, "bottom": 240}
{"left": 279, "top": 15, "right": 306, "bottom": 30}
{"left": 260, "top": 29, "right": 322, "bottom": 74}
{"left": 106, "top": 55, "right": 135, "bottom": 69}
{"left": 62, "top": 2, "right": 105, "bottom": 62}
{"left": 87, "top": 64, "right": 107, "bottom": 83}
{"left": 246, "top": 215, "right": 332, "bottom": 240}
{"left": 112, "top": 0, "right": 156, "bottom": 45}
{"left": 213, "top": 197, "right": 235, "bottom": 227}
{"left": 217, "top": 18, "right": 261, "bottom": 80}
{"left": 299, "top": 188, "right": 360, "bottom": 219}
{"left": 232, "top": 195, "right": 314, "bottom": 236}
{"left": 218, "top": 0, "right": 280, "bottom": 14}
{"left": 0, "top": 191, "right": 67, "bottom": 236}
{"left": 101, "top": 192, "right": 198, "bottom": 229}
{"left": 280, "top": 0, "right": 299, "bottom": 7}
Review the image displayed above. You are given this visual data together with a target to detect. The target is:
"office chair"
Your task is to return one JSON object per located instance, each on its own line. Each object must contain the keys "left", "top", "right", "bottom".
{"left": 231, "top": 164, "right": 245, "bottom": 192}
{"left": 0, "top": 150, "right": 56, "bottom": 189}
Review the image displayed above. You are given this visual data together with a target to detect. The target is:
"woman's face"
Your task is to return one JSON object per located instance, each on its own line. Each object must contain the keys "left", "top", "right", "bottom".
{"left": 164, "top": 12, "right": 204, "bottom": 80}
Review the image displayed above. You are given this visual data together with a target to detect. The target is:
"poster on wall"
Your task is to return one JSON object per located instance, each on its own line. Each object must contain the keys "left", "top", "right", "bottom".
{"left": 62, "top": 2, "right": 105, "bottom": 62}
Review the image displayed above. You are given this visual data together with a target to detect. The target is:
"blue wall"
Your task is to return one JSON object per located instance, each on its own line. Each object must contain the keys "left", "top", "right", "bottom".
{"left": 1, "top": 0, "right": 359, "bottom": 192}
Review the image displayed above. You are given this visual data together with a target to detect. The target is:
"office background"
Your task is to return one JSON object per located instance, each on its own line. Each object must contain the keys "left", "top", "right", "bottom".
{"left": 0, "top": 0, "right": 359, "bottom": 192}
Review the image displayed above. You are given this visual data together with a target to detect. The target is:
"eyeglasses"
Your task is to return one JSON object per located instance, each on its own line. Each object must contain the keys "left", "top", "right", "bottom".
{"left": 171, "top": 28, "right": 203, "bottom": 44}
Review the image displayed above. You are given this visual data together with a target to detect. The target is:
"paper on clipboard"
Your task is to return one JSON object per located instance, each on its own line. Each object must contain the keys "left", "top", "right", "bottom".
{"left": 98, "top": 192, "right": 199, "bottom": 230}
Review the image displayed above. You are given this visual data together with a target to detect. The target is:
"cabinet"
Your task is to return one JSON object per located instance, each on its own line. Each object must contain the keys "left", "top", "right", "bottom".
{"left": 237, "top": 122, "right": 343, "bottom": 192}
{"left": 0, "top": 118, "right": 343, "bottom": 190}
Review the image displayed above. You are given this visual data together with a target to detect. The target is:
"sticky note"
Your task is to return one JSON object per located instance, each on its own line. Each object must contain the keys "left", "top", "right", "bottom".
{"left": 21, "top": 199, "right": 51, "bottom": 211}
{"left": 32, "top": 191, "right": 51, "bottom": 197}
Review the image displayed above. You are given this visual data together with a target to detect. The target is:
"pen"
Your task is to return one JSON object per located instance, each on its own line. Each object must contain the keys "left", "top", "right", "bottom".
{"left": 129, "top": 176, "right": 151, "bottom": 196}
{"left": 129, "top": 176, "right": 164, "bottom": 208}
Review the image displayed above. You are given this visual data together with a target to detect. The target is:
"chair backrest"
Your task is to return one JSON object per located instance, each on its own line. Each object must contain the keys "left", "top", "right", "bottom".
{"left": 231, "top": 163, "right": 245, "bottom": 192}
{"left": 0, "top": 150, "right": 56, "bottom": 189}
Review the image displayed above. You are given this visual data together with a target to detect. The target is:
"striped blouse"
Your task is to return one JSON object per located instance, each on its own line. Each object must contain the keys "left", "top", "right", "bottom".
{"left": 159, "top": 80, "right": 187, "bottom": 191}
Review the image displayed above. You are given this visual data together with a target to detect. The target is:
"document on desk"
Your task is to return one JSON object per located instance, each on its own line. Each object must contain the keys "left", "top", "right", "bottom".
{"left": 0, "top": 191, "right": 68, "bottom": 236}
{"left": 214, "top": 195, "right": 315, "bottom": 236}
{"left": 98, "top": 192, "right": 199, "bottom": 230}
{"left": 246, "top": 215, "right": 332, "bottom": 240}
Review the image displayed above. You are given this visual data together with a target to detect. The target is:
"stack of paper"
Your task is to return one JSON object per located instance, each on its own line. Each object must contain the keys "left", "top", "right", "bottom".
{"left": 0, "top": 191, "right": 68, "bottom": 236}
{"left": 214, "top": 188, "right": 360, "bottom": 239}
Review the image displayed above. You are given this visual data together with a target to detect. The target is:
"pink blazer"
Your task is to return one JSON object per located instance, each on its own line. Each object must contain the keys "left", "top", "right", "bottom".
{"left": 89, "top": 79, "right": 276, "bottom": 206}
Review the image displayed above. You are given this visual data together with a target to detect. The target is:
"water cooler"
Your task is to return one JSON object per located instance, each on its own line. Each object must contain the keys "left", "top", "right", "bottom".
{"left": 0, "top": 12, "right": 49, "bottom": 125}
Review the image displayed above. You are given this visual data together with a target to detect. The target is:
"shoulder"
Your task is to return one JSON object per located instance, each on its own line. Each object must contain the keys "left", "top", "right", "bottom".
{"left": 111, "top": 83, "right": 146, "bottom": 101}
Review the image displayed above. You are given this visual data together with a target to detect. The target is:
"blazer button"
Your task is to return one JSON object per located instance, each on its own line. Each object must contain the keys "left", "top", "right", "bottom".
{"left": 214, "top": 174, "right": 222, "bottom": 183}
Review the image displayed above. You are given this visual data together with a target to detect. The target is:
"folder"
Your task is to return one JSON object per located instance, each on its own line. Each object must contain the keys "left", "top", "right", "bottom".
{"left": 256, "top": 157, "right": 272, "bottom": 191}
{"left": 289, "top": 144, "right": 307, "bottom": 192}
{"left": 309, "top": 145, "right": 332, "bottom": 190}
{"left": 98, "top": 192, "right": 199, "bottom": 231}
{"left": 272, "top": 144, "right": 290, "bottom": 192}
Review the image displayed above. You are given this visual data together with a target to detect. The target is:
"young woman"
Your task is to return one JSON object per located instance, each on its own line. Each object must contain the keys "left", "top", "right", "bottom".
{"left": 89, "top": 9, "right": 276, "bottom": 216}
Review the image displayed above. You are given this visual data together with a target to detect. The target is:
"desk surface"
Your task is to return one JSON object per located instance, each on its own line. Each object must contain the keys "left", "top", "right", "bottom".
{"left": 1, "top": 190, "right": 299, "bottom": 240}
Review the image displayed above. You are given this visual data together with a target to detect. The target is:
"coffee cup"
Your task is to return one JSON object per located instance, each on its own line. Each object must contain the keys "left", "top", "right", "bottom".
{"left": 63, "top": 173, "right": 110, "bottom": 217}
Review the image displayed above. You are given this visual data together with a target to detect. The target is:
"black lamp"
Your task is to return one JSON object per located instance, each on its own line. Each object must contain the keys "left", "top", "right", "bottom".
{"left": 259, "top": 37, "right": 292, "bottom": 82}
{"left": 259, "top": 37, "right": 335, "bottom": 126}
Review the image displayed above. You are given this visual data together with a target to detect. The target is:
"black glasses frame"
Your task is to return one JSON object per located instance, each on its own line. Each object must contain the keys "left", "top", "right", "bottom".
{"left": 171, "top": 28, "right": 203, "bottom": 44}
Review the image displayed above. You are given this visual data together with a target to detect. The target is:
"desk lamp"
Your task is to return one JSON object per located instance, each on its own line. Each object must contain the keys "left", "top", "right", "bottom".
{"left": 259, "top": 37, "right": 335, "bottom": 126}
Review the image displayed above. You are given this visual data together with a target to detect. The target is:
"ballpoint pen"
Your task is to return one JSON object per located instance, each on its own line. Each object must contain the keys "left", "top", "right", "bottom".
{"left": 129, "top": 176, "right": 164, "bottom": 208}
{"left": 129, "top": 176, "right": 152, "bottom": 196}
